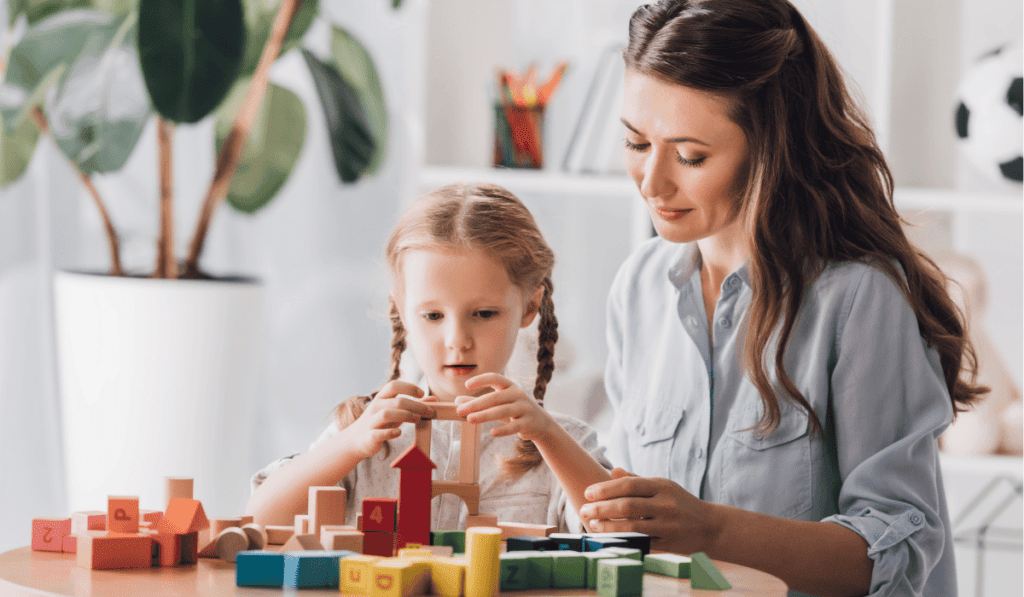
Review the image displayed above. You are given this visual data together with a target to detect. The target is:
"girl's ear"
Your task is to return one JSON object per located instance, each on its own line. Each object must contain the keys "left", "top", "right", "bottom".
{"left": 520, "top": 285, "right": 545, "bottom": 328}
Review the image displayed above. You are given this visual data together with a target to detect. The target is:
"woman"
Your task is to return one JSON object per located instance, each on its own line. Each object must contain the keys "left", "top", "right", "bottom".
{"left": 577, "top": 1, "right": 985, "bottom": 596}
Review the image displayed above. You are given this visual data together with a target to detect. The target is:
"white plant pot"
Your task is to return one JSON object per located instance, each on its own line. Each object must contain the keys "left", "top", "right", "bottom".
{"left": 53, "top": 271, "right": 265, "bottom": 516}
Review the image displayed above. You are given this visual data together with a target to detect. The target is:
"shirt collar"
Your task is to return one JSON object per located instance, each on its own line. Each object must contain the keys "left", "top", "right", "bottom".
{"left": 666, "top": 242, "right": 752, "bottom": 291}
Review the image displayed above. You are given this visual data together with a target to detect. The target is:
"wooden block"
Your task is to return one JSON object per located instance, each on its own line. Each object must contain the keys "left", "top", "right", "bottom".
{"left": 429, "top": 556, "right": 467, "bottom": 597}
{"left": 239, "top": 515, "right": 254, "bottom": 526}
{"left": 548, "top": 532, "right": 585, "bottom": 551}
{"left": 157, "top": 498, "right": 209, "bottom": 535}
{"left": 392, "top": 445, "right": 435, "bottom": 550}
{"left": 459, "top": 421, "right": 480, "bottom": 485}
{"left": 583, "top": 536, "right": 629, "bottom": 552}
{"left": 600, "top": 546, "right": 642, "bottom": 561}
{"left": 321, "top": 528, "right": 363, "bottom": 552}
{"left": 499, "top": 552, "right": 532, "bottom": 591}
{"left": 62, "top": 534, "right": 77, "bottom": 553}
{"left": 397, "top": 545, "right": 435, "bottom": 558}
{"left": 431, "top": 482, "right": 480, "bottom": 516}
{"left": 341, "top": 554, "right": 383, "bottom": 594}
{"left": 308, "top": 486, "right": 347, "bottom": 535}
{"left": 506, "top": 536, "right": 558, "bottom": 552}
{"left": 179, "top": 531, "right": 199, "bottom": 564}
{"left": 357, "top": 514, "right": 363, "bottom": 531}
{"left": 415, "top": 418, "right": 432, "bottom": 458}
{"left": 363, "top": 530, "right": 396, "bottom": 557}
{"left": 362, "top": 498, "right": 398, "bottom": 532}
{"left": 583, "top": 531, "right": 651, "bottom": 555}
{"left": 464, "top": 514, "right": 497, "bottom": 530}
{"left": 31, "top": 517, "right": 70, "bottom": 552}
{"left": 465, "top": 527, "right": 501, "bottom": 597}
{"left": 497, "top": 522, "right": 556, "bottom": 540}
{"left": 150, "top": 531, "right": 181, "bottom": 567}
{"left": 422, "top": 544, "right": 454, "bottom": 558}
{"left": 517, "top": 551, "right": 554, "bottom": 589}
{"left": 431, "top": 402, "right": 464, "bottom": 421}
{"left": 241, "top": 523, "right": 268, "bottom": 550}
{"left": 164, "top": 477, "right": 193, "bottom": 506}
{"left": 265, "top": 524, "right": 294, "bottom": 545}
{"left": 71, "top": 511, "right": 106, "bottom": 534}
{"left": 215, "top": 527, "right": 250, "bottom": 562}
{"left": 690, "top": 551, "right": 732, "bottom": 590}
{"left": 644, "top": 552, "right": 691, "bottom": 578}
{"left": 236, "top": 550, "right": 285, "bottom": 587}
{"left": 198, "top": 536, "right": 219, "bottom": 558}
{"left": 76, "top": 533, "right": 152, "bottom": 570}
{"left": 280, "top": 533, "right": 325, "bottom": 552}
{"left": 432, "top": 530, "right": 466, "bottom": 554}
{"left": 596, "top": 558, "right": 644, "bottom": 597}
{"left": 107, "top": 495, "right": 140, "bottom": 534}
{"left": 583, "top": 551, "right": 618, "bottom": 588}
{"left": 294, "top": 514, "right": 309, "bottom": 535}
{"left": 371, "top": 559, "right": 432, "bottom": 597}
{"left": 283, "top": 550, "right": 344, "bottom": 589}
{"left": 550, "top": 551, "right": 587, "bottom": 588}
{"left": 140, "top": 509, "right": 162, "bottom": 526}
{"left": 206, "top": 517, "right": 243, "bottom": 544}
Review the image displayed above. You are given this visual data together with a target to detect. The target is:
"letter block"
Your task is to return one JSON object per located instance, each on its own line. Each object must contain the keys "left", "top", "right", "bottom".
{"left": 107, "top": 496, "right": 140, "bottom": 534}
{"left": 362, "top": 498, "right": 398, "bottom": 533}
{"left": 596, "top": 558, "right": 644, "bottom": 597}
{"left": 583, "top": 551, "right": 617, "bottom": 589}
{"left": 32, "top": 517, "right": 71, "bottom": 552}
{"left": 341, "top": 554, "right": 383, "bottom": 594}
{"left": 499, "top": 552, "right": 532, "bottom": 591}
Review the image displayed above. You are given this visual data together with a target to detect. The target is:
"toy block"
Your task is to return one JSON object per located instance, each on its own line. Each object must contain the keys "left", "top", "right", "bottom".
{"left": 140, "top": 509, "right": 162, "bottom": 526}
{"left": 322, "top": 528, "right": 363, "bottom": 552}
{"left": 76, "top": 533, "right": 152, "bottom": 570}
{"left": 398, "top": 531, "right": 432, "bottom": 551}
{"left": 415, "top": 418, "right": 432, "bottom": 457}
{"left": 71, "top": 511, "right": 106, "bottom": 534}
{"left": 363, "top": 498, "right": 398, "bottom": 532}
{"left": 600, "top": 546, "right": 642, "bottom": 561}
{"left": 309, "top": 486, "right": 347, "bottom": 534}
{"left": 236, "top": 550, "right": 285, "bottom": 587}
{"left": 392, "top": 445, "right": 435, "bottom": 548}
{"left": 596, "top": 558, "right": 644, "bottom": 597}
{"left": 357, "top": 514, "right": 363, "bottom": 531}
{"left": 584, "top": 531, "right": 651, "bottom": 555}
{"left": 497, "top": 522, "right": 555, "bottom": 539}
{"left": 372, "top": 559, "right": 432, "bottom": 597}
{"left": 429, "top": 556, "right": 467, "bottom": 597}
{"left": 398, "top": 545, "right": 434, "bottom": 557}
{"left": 164, "top": 476, "right": 194, "bottom": 505}
{"left": 583, "top": 551, "right": 618, "bottom": 589}
{"left": 265, "top": 524, "right": 294, "bottom": 545}
{"left": 506, "top": 535, "right": 558, "bottom": 552}
{"left": 459, "top": 421, "right": 480, "bottom": 485}
{"left": 511, "top": 550, "right": 553, "bottom": 589}
{"left": 432, "top": 530, "right": 466, "bottom": 554}
{"left": 62, "top": 534, "right": 77, "bottom": 553}
{"left": 283, "top": 550, "right": 343, "bottom": 589}
{"left": 342, "top": 554, "right": 383, "bottom": 594}
{"left": 549, "top": 532, "right": 586, "bottom": 551}
{"left": 206, "top": 517, "right": 243, "bottom": 544}
{"left": 107, "top": 496, "right": 140, "bottom": 534}
{"left": 179, "top": 531, "right": 199, "bottom": 564}
{"left": 215, "top": 527, "right": 250, "bottom": 562}
{"left": 550, "top": 551, "right": 587, "bottom": 588}
{"left": 295, "top": 514, "right": 309, "bottom": 535}
{"left": 690, "top": 551, "right": 731, "bottom": 590}
{"left": 157, "top": 498, "right": 209, "bottom": 535}
{"left": 499, "top": 552, "right": 532, "bottom": 591}
{"left": 241, "top": 523, "right": 268, "bottom": 550}
{"left": 583, "top": 536, "right": 629, "bottom": 551}
{"left": 145, "top": 531, "right": 181, "bottom": 567}
{"left": 421, "top": 544, "right": 454, "bottom": 557}
{"left": 464, "top": 514, "right": 497, "bottom": 529}
{"left": 431, "top": 482, "right": 480, "bottom": 516}
{"left": 431, "top": 402, "right": 463, "bottom": 420}
{"left": 32, "top": 517, "right": 71, "bottom": 552}
{"left": 239, "top": 515, "right": 254, "bottom": 526}
{"left": 281, "top": 533, "right": 325, "bottom": 552}
{"left": 363, "top": 530, "right": 397, "bottom": 557}
{"left": 644, "top": 552, "right": 691, "bottom": 578}
{"left": 465, "top": 527, "right": 501, "bottom": 597}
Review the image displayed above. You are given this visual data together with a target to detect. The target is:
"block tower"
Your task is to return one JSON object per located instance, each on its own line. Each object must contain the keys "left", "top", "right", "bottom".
{"left": 391, "top": 444, "right": 435, "bottom": 549}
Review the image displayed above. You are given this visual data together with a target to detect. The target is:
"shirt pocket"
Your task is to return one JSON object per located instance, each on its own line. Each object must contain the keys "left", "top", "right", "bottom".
{"left": 628, "top": 399, "right": 685, "bottom": 478}
{"left": 721, "top": 400, "right": 812, "bottom": 519}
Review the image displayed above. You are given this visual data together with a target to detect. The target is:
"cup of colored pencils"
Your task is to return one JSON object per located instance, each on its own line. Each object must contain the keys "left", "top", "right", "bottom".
{"left": 493, "top": 61, "right": 568, "bottom": 169}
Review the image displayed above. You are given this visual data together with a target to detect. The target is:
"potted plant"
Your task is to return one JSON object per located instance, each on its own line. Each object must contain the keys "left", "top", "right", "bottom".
{"left": 0, "top": 0, "right": 395, "bottom": 515}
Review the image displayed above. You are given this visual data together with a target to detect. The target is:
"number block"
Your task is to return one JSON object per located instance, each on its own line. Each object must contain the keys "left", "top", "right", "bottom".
{"left": 363, "top": 530, "right": 397, "bottom": 557}
{"left": 499, "top": 552, "right": 531, "bottom": 591}
{"left": 432, "top": 530, "right": 466, "bottom": 554}
{"left": 342, "top": 554, "right": 383, "bottom": 594}
{"left": 107, "top": 496, "right": 140, "bottom": 534}
{"left": 596, "top": 558, "right": 644, "bottom": 597}
{"left": 429, "top": 556, "right": 467, "bottom": 597}
{"left": 62, "top": 535, "right": 77, "bottom": 553}
{"left": 644, "top": 552, "right": 691, "bottom": 578}
{"left": 363, "top": 498, "right": 398, "bottom": 532}
{"left": 31, "top": 517, "right": 71, "bottom": 552}
{"left": 236, "top": 550, "right": 285, "bottom": 587}
{"left": 583, "top": 551, "right": 618, "bottom": 589}
{"left": 548, "top": 532, "right": 585, "bottom": 551}
{"left": 690, "top": 551, "right": 732, "bottom": 590}
{"left": 550, "top": 551, "right": 586, "bottom": 588}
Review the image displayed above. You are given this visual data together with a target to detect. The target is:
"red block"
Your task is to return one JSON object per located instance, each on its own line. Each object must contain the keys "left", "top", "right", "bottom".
{"left": 362, "top": 530, "right": 396, "bottom": 557}
{"left": 156, "top": 498, "right": 209, "bottom": 535}
{"left": 397, "top": 531, "right": 431, "bottom": 551}
{"left": 141, "top": 529, "right": 181, "bottom": 567}
{"left": 179, "top": 531, "right": 199, "bottom": 564}
{"left": 62, "top": 535, "right": 77, "bottom": 553}
{"left": 108, "top": 496, "right": 140, "bottom": 534}
{"left": 362, "top": 498, "right": 398, "bottom": 533}
{"left": 392, "top": 445, "right": 434, "bottom": 548}
{"left": 32, "top": 517, "right": 71, "bottom": 552}
{"left": 76, "top": 533, "right": 152, "bottom": 570}
{"left": 141, "top": 509, "right": 163, "bottom": 526}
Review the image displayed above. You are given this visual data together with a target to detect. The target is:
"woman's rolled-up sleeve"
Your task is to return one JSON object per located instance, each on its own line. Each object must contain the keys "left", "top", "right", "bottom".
{"left": 822, "top": 265, "right": 955, "bottom": 597}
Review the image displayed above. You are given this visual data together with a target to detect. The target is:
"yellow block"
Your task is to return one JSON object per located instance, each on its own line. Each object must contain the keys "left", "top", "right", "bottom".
{"left": 397, "top": 547, "right": 436, "bottom": 559}
{"left": 465, "top": 527, "right": 502, "bottom": 597}
{"left": 341, "top": 555, "right": 382, "bottom": 595}
{"left": 429, "top": 556, "right": 467, "bottom": 597}
{"left": 371, "top": 559, "right": 431, "bottom": 597}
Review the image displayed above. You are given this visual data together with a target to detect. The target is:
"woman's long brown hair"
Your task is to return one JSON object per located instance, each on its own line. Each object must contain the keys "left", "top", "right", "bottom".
{"left": 625, "top": 0, "right": 986, "bottom": 436}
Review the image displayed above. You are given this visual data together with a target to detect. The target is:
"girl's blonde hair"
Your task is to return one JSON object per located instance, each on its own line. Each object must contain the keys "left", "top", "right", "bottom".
{"left": 333, "top": 182, "right": 558, "bottom": 476}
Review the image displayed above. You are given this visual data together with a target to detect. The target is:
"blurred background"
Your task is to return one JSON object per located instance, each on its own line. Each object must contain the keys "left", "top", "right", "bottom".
{"left": 0, "top": 0, "right": 1020, "bottom": 595}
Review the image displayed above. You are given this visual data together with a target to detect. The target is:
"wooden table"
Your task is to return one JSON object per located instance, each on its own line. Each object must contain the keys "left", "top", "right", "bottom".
{"left": 0, "top": 546, "right": 789, "bottom": 596}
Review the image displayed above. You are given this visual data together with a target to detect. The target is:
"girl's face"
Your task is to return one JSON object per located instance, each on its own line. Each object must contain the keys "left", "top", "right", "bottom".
{"left": 621, "top": 69, "right": 751, "bottom": 246}
{"left": 397, "top": 247, "right": 539, "bottom": 400}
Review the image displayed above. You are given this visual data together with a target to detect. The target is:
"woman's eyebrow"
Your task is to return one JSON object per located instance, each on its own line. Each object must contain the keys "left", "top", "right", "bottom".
{"left": 621, "top": 118, "right": 710, "bottom": 146}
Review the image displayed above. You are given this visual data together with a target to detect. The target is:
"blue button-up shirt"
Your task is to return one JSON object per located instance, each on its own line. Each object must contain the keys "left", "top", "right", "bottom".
{"left": 604, "top": 237, "right": 956, "bottom": 597}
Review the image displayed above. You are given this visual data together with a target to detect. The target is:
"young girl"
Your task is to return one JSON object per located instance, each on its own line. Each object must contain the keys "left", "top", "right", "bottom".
{"left": 247, "top": 182, "right": 612, "bottom": 533}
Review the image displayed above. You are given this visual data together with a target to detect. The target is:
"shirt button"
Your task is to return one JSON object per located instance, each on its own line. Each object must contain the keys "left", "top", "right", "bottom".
{"left": 639, "top": 426, "right": 646, "bottom": 436}
{"left": 728, "top": 276, "right": 739, "bottom": 287}
{"left": 910, "top": 513, "right": 923, "bottom": 525}
{"left": 719, "top": 317, "right": 731, "bottom": 328}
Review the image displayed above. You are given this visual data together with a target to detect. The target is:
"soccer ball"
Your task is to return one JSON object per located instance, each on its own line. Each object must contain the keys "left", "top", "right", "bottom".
{"left": 954, "top": 40, "right": 1023, "bottom": 184}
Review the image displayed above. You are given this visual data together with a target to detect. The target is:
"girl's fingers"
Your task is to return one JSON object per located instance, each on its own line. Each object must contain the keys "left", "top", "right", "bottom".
{"left": 464, "top": 372, "right": 511, "bottom": 392}
{"left": 395, "top": 395, "right": 436, "bottom": 418}
{"left": 375, "top": 380, "right": 425, "bottom": 400}
{"left": 455, "top": 388, "right": 516, "bottom": 417}
{"left": 380, "top": 408, "right": 424, "bottom": 426}
{"left": 466, "top": 402, "right": 523, "bottom": 424}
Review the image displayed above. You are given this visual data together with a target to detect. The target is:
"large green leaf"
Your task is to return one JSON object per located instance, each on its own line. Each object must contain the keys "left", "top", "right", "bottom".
{"left": 137, "top": 0, "right": 246, "bottom": 123}
{"left": 214, "top": 78, "right": 306, "bottom": 214}
{"left": 8, "top": 0, "right": 92, "bottom": 26}
{"left": 0, "top": 111, "right": 40, "bottom": 187}
{"left": 238, "top": 0, "right": 319, "bottom": 78}
{"left": 90, "top": 0, "right": 138, "bottom": 18}
{"left": 330, "top": 26, "right": 387, "bottom": 176}
{"left": 300, "top": 48, "right": 374, "bottom": 183}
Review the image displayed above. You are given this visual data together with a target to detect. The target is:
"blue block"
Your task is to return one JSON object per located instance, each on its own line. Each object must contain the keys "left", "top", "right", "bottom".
{"left": 507, "top": 535, "right": 559, "bottom": 551}
{"left": 583, "top": 536, "right": 629, "bottom": 552}
{"left": 236, "top": 550, "right": 284, "bottom": 587}
{"left": 283, "top": 550, "right": 354, "bottom": 588}
{"left": 548, "top": 533, "right": 586, "bottom": 551}
{"left": 583, "top": 532, "right": 651, "bottom": 555}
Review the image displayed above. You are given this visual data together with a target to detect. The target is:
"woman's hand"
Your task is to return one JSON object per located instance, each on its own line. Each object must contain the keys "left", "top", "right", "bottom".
{"left": 454, "top": 372, "right": 558, "bottom": 442}
{"left": 347, "top": 380, "right": 436, "bottom": 459}
{"left": 580, "top": 468, "right": 721, "bottom": 555}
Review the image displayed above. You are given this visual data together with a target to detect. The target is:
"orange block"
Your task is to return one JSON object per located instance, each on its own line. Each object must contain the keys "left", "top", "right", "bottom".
{"left": 62, "top": 535, "right": 77, "bottom": 553}
{"left": 76, "top": 533, "right": 152, "bottom": 570}
{"left": 32, "top": 517, "right": 70, "bottom": 552}
{"left": 71, "top": 511, "right": 106, "bottom": 534}
{"left": 179, "top": 531, "right": 199, "bottom": 564}
{"left": 142, "top": 529, "right": 181, "bottom": 567}
{"left": 141, "top": 509, "right": 163, "bottom": 526}
{"left": 157, "top": 498, "right": 209, "bottom": 535}
{"left": 108, "top": 496, "right": 140, "bottom": 534}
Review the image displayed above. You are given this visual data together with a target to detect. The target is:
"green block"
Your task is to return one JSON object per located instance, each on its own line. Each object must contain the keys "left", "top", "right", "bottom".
{"left": 690, "top": 552, "right": 731, "bottom": 590}
{"left": 643, "top": 553, "right": 691, "bottom": 578}
{"left": 550, "top": 551, "right": 586, "bottom": 588}
{"left": 431, "top": 530, "right": 465, "bottom": 554}
{"left": 583, "top": 551, "right": 618, "bottom": 589}
{"left": 601, "top": 546, "right": 642, "bottom": 561}
{"left": 499, "top": 552, "right": 532, "bottom": 591}
{"left": 524, "top": 551, "right": 554, "bottom": 589}
{"left": 596, "top": 558, "right": 644, "bottom": 597}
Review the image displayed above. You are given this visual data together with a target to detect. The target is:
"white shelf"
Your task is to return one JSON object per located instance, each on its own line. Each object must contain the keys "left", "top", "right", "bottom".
{"left": 894, "top": 187, "right": 1023, "bottom": 216}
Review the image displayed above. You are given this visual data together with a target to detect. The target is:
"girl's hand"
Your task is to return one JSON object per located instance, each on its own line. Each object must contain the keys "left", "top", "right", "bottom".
{"left": 454, "top": 373, "right": 557, "bottom": 443}
{"left": 579, "top": 468, "right": 721, "bottom": 555}
{"left": 347, "top": 380, "right": 436, "bottom": 459}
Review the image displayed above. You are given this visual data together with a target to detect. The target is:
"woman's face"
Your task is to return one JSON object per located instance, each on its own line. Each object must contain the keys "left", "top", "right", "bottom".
{"left": 621, "top": 69, "right": 751, "bottom": 245}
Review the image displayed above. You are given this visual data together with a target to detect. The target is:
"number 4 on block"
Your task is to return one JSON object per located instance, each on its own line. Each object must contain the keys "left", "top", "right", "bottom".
{"left": 362, "top": 498, "right": 397, "bottom": 532}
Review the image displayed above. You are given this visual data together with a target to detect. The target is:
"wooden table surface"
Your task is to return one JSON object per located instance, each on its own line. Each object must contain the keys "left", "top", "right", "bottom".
{"left": 0, "top": 546, "right": 789, "bottom": 596}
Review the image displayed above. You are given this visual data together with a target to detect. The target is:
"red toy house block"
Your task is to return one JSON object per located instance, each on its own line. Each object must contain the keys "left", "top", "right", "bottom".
{"left": 391, "top": 444, "right": 435, "bottom": 549}
{"left": 363, "top": 531, "right": 397, "bottom": 557}
{"left": 141, "top": 529, "right": 181, "bottom": 567}
{"left": 362, "top": 498, "right": 398, "bottom": 533}
{"left": 179, "top": 531, "right": 199, "bottom": 564}
{"left": 32, "top": 517, "right": 71, "bottom": 552}
{"left": 108, "top": 496, "right": 140, "bottom": 534}
{"left": 77, "top": 533, "right": 152, "bottom": 570}
{"left": 157, "top": 498, "right": 209, "bottom": 535}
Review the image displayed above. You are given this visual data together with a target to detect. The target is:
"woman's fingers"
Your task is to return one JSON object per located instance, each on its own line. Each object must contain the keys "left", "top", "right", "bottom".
{"left": 580, "top": 495, "right": 653, "bottom": 521}
{"left": 584, "top": 474, "right": 659, "bottom": 502}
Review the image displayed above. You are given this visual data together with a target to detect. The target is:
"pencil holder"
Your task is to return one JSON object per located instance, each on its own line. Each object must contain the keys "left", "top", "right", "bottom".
{"left": 493, "top": 103, "right": 544, "bottom": 169}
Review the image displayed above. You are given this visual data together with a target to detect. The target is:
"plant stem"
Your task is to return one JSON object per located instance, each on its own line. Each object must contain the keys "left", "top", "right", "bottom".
{"left": 30, "top": 106, "right": 124, "bottom": 277}
{"left": 182, "top": 0, "right": 301, "bottom": 277}
{"left": 155, "top": 116, "right": 177, "bottom": 279}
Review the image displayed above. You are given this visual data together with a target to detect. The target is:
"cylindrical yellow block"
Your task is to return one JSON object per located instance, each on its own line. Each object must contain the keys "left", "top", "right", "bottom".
{"left": 465, "top": 527, "right": 502, "bottom": 597}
